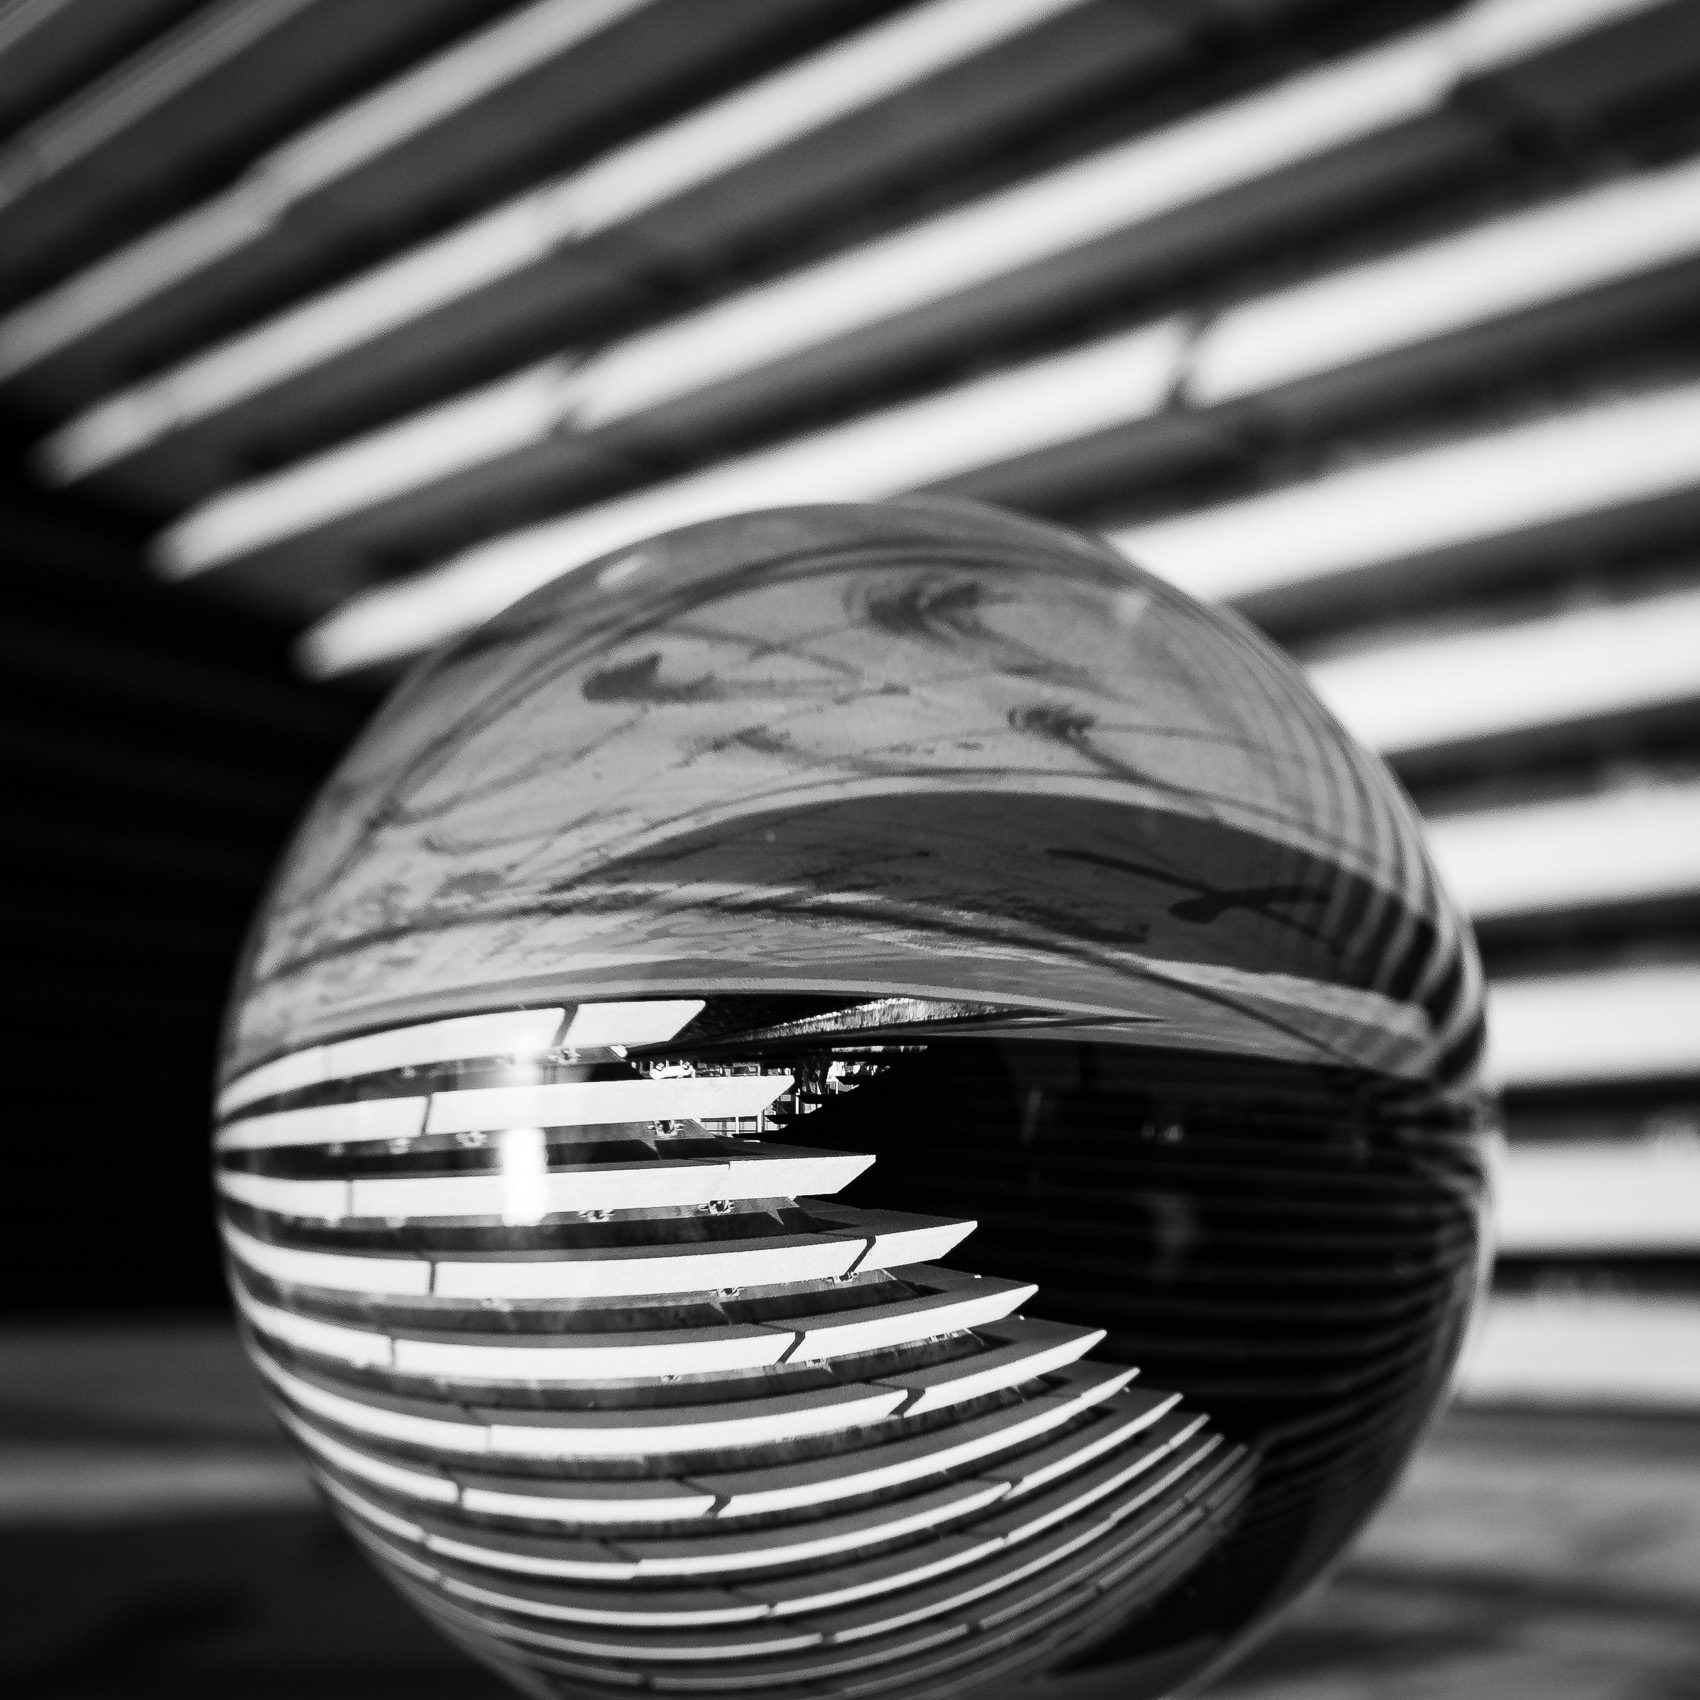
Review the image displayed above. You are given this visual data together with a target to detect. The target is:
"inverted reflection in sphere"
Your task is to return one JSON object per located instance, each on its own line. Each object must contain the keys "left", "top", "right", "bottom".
{"left": 216, "top": 501, "right": 1493, "bottom": 1699}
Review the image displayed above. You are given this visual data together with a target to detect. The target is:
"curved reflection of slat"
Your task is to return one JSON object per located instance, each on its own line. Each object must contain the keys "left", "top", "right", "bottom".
{"left": 219, "top": 1000, "right": 1251, "bottom": 1699}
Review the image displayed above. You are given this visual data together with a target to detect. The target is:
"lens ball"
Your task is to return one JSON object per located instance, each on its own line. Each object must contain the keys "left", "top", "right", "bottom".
{"left": 217, "top": 501, "right": 1493, "bottom": 1699}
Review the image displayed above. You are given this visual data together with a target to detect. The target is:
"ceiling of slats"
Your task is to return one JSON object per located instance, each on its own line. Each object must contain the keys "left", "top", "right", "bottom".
{"left": 1, "top": 0, "right": 1697, "bottom": 1338}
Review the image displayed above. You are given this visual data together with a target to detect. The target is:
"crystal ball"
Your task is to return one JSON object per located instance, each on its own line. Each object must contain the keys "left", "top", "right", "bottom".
{"left": 216, "top": 500, "right": 1493, "bottom": 1699}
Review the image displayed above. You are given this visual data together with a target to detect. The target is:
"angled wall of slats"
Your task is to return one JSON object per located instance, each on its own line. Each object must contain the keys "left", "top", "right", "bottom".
{"left": 1, "top": 0, "right": 1697, "bottom": 1373}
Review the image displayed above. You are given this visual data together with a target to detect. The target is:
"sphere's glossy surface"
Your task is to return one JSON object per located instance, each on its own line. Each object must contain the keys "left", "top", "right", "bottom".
{"left": 218, "top": 501, "right": 1493, "bottom": 1699}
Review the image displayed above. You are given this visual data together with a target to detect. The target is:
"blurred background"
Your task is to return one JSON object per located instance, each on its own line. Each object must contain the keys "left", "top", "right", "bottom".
{"left": 1, "top": 0, "right": 1697, "bottom": 1693}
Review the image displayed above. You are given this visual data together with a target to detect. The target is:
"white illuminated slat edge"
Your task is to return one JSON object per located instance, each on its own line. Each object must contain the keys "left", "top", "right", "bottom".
{"left": 1488, "top": 965, "right": 1700, "bottom": 1089}
{"left": 253, "top": 1348, "right": 913, "bottom": 1463}
{"left": 232, "top": 1268, "right": 1038, "bottom": 1381}
{"left": 215, "top": 1145, "right": 873, "bottom": 1220}
{"left": 1495, "top": 1138, "right": 1700, "bottom": 1253}
{"left": 217, "top": 1070, "right": 791, "bottom": 1151}
{"left": 219, "top": 1210, "right": 976, "bottom": 1299}
{"left": 1455, "top": 1294, "right": 1700, "bottom": 1409}
{"left": 1187, "top": 152, "right": 1700, "bottom": 404}
{"left": 1121, "top": 379, "right": 1700, "bottom": 605}
{"left": 1311, "top": 583, "right": 1700, "bottom": 757}
{"left": 217, "top": 998, "right": 703, "bottom": 1116}
{"left": 1427, "top": 783, "right": 1700, "bottom": 920}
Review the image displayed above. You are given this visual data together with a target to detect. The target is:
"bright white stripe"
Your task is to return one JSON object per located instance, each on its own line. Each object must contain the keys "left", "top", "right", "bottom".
{"left": 430, "top": 1594, "right": 822, "bottom": 1662}
{"left": 236, "top": 1278, "right": 789, "bottom": 1379}
{"left": 218, "top": 1170, "right": 354, "bottom": 1218}
{"left": 562, "top": 0, "right": 1089, "bottom": 233}
{"left": 561, "top": 998, "right": 702, "bottom": 1049}
{"left": 1498, "top": 1138, "right": 1700, "bottom": 1252}
{"left": 233, "top": 1283, "right": 394, "bottom": 1367}
{"left": 1488, "top": 964, "right": 1700, "bottom": 1087}
{"left": 848, "top": 1215, "right": 978, "bottom": 1273}
{"left": 430, "top": 1213, "right": 973, "bottom": 1301}
{"left": 293, "top": 1413, "right": 720, "bottom": 1522}
{"left": 875, "top": 1322, "right": 1105, "bottom": 1415}
{"left": 1312, "top": 585, "right": 1700, "bottom": 756}
{"left": 0, "top": 189, "right": 272, "bottom": 379}
{"left": 390, "top": 1326, "right": 787, "bottom": 1382}
{"left": 218, "top": 1008, "right": 565, "bottom": 1116}
{"left": 981, "top": 1429, "right": 1218, "bottom": 1550}
{"left": 1455, "top": 1293, "right": 1700, "bottom": 1408}
{"left": 987, "top": 1389, "right": 1172, "bottom": 1498}
{"left": 1451, "top": 0, "right": 1671, "bottom": 72}
{"left": 217, "top": 1146, "right": 872, "bottom": 1220}
{"left": 328, "top": 1478, "right": 432, "bottom": 1545}
{"left": 436, "top": 1570, "right": 768, "bottom": 1628}
{"left": 0, "top": 0, "right": 315, "bottom": 213}
{"left": 746, "top": 1528, "right": 1008, "bottom": 1616}
{"left": 406, "top": 1527, "right": 630, "bottom": 1580}
{"left": 320, "top": 1269, "right": 1011, "bottom": 1382}
{"left": 425, "top": 1234, "right": 862, "bottom": 1302}
{"left": 273, "top": 1367, "right": 910, "bottom": 1462}
{"left": 257, "top": 1354, "right": 491, "bottom": 1453}
{"left": 620, "top": 1481, "right": 1011, "bottom": 1577}
{"left": 254, "top": 0, "right": 651, "bottom": 203}
{"left": 216, "top": 1095, "right": 427, "bottom": 1152}
{"left": 156, "top": 360, "right": 575, "bottom": 573}
{"left": 1120, "top": 381, "right": 1700, "bottom": 602}
{"left": 37, "top": 191, "right": 576, "bottom": 484}
{"left": 416, "top": 1483, "right": 1008, "bottom": 1587}
{"left": 1428, "top": 783, "right": 1700, "bottom": 919}
{"left": 224, "top": 1215, "right": 871, "bottom": 1300}
{"left": 788, "top": 1272, "right": 1036, "bottom": 1362}
{"left": 221, "top": 1220, "right": 431, "bottom": 1295}
{"left": 280, "top": 1407, "right": 457, "bottom": 1503}
{"left": 423, "top": 1071, "right": 792, "bottom": 1134}
{"left": 219, "top": 1072, "right": 795, "bottom": 1150}
{"left": 1190, "top": 154, "right": 1700, "bottom": 403}
{"left": 234, "top": 1209, "right": 966, "bottom": 1302}
{"left": 455, "top": 1476, "right": 715, "bottom": 1525}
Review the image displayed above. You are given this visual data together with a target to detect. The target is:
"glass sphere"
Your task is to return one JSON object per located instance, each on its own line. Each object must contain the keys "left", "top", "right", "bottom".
{"left": 217, "top": 500, "right": 1493, "bottom": 1699}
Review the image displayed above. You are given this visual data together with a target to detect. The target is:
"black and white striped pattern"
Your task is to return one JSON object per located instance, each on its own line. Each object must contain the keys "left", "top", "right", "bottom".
{"left": 6, "top": 7, "right": 1699, "bottom": 1278}
{"left": 219, "top": 998, "right": 1253, "bottom": 1699}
